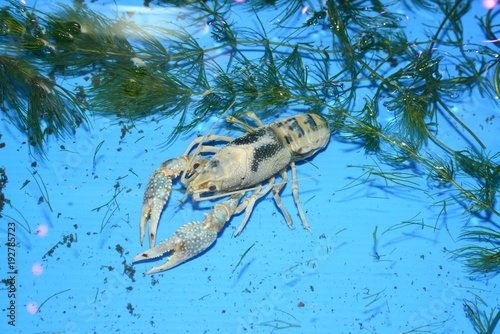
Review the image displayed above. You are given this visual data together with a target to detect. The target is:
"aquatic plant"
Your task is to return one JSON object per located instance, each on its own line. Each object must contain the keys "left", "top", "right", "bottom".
{"left": 464, "top": 297, "right": 500, "bottom": 334}
{"left": 453, "top": 226, "right": 500, "bottom": 275}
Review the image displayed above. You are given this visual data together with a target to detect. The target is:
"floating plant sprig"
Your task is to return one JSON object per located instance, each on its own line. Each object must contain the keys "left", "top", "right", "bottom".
{"left": 464, "top": 297, "right": 500, "bottom": 334}
{"left": 452, "top": 226, "right": 500, "bottom": 275}
{"left": 476, "top": 6, "right": 500, "bottom": 98}
{"left": 0, "top": 2, "right": 91, "bottom": 152}
{"left": 27, "top": 167, "right": 52, "bottom": 212}
{"left": 0, "top": 55, "right": 87, "bottom": 152}
{"left": 36, "top": 288, "right": 71, "bottom": 314}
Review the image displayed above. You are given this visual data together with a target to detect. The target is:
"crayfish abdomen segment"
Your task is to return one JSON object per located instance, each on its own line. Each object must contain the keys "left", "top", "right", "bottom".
{"left": 272, "top": 113, "right": 330, "bottom": 160}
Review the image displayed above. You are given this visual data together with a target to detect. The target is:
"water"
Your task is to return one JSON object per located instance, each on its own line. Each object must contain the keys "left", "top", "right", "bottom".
{"left": 1, "top": 0, "right": 499, "bottom": 333}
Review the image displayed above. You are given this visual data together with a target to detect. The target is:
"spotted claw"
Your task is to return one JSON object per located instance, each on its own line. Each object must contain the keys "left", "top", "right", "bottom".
{"left": 133, "top": 221, "right": 218, "bottom": 274}
{"left": 134, "top": 194, "right": 242, "bottom": 274}
{"left": 140, "top": 157, "right": 190, "bottom": 248}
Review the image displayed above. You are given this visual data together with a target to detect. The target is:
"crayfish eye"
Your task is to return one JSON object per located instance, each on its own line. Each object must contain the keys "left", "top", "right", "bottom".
{"left": 208, "top": 183, "right": 217, "bottom": 192}
{"left": 193, "top": 163, "right": 200, "bottom": 170}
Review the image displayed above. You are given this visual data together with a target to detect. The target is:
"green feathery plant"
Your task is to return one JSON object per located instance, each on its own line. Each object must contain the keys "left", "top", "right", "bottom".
{"left": 464, "top": 296, "right": 500, "bottom": 334}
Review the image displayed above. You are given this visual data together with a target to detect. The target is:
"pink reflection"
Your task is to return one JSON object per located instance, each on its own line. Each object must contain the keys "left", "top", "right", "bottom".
{"left": 35, "top": 224, "right": 48, "bottom": 237}
{"left": 483, "top": 0, "right": 498, "bottom": 9}
{"left": 26, "top": 302, "right": 39, "bottom": 314}
{"left": 32, "top": 263, "right": 43, "bottom": 276}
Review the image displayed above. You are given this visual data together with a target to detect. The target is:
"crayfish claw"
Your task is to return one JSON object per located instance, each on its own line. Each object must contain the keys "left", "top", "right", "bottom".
{"left": 140, "top": 168, "right": 174, "bottom": 248}
{"left": 133, "top": 222, "right": 218, "bottom": 274}
{"left": 140, "top": 157, "right": 191, "bottom": 248}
